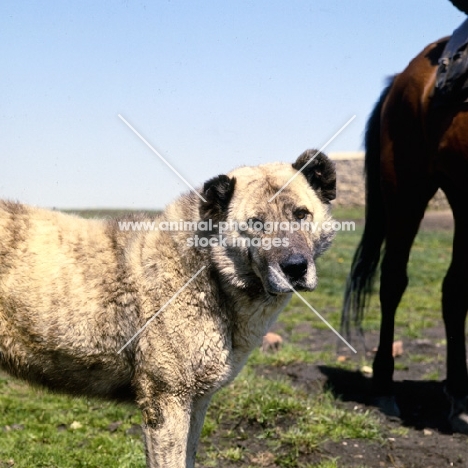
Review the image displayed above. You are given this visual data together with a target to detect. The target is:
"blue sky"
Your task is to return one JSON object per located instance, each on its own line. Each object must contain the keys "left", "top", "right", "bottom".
{"left": 2, "top": 1, "right": 465, "bottom": 209}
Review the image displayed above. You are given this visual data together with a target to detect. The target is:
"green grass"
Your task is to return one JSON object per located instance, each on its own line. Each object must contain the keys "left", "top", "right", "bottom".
{"left": 200, "top": 365, "right": 382, "bottom": 466}
{"left": 0, "top": 207, "right": 454, "bottom": 466}
{"left": 0, "top": 375, "right": 144, "bottom": 467}
{"left": 0, "top": 363, "right": 383, "bottom": 466}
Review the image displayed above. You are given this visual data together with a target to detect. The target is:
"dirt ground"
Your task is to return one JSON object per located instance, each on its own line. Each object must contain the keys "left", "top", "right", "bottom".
{"left": 350, "top": 209, "right": 455, "bottom": 232}
{"left": 265, "top": 323, "right": 467, "bottom": 468}
{"left": 419, "top": 210, "right": 454, "bottom": 231}
{"left": 237, "top": 211, "right": 467, "bottom": 468}
{"left": 209, "top": 321, "right": 467, "bottom": 468}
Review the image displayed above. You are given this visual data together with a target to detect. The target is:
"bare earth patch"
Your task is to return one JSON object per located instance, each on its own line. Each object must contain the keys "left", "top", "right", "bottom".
{"left": 248, "top": 323, "right": 467, "bottom": 468}
{"left": 348, "top": 210, "right": 454, "bottom": 232}
{"left": 420, "top": 210, "right": 454, "bottom": 231}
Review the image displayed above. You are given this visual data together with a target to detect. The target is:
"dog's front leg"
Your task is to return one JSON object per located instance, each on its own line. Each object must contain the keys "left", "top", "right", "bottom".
{"left": 186, "top": 394, "right": 213, "bottom": 467}
{"left": 142, "top": 394, "right": 191, "bottom": 468}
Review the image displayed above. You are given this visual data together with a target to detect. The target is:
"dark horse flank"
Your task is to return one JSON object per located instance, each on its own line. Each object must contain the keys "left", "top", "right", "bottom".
{"left": 341, "top": 24, "right": 468, "bottom": 431}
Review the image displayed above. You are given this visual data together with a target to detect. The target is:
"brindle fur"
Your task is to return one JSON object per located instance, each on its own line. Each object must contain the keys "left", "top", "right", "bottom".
{"left": 0, "top": 151, "right": 335, "bottom": 467}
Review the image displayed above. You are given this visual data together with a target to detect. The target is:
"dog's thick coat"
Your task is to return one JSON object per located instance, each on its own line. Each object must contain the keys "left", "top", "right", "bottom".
{"left": 0, "top": 150, "right": 335, "bottom": 467}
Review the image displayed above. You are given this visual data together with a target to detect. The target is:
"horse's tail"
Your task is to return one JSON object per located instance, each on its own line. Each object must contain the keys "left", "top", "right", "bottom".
{"left": 340, "top": 77, "right": 395, "bottom": 341}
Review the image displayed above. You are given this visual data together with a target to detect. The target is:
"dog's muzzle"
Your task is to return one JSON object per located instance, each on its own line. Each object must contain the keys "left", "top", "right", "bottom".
{"left": 266, "top": 254, "right": 316, "bottom": 295}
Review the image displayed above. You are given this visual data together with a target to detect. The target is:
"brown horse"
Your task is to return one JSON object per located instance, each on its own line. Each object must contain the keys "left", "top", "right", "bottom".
{"left": 341, "top": 35, "right": 468, "bottom": 432}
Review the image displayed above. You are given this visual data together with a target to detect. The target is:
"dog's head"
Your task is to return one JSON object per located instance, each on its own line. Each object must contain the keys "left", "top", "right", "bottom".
{"left": 199, "top": 150, "right": 336, "bottom": 296}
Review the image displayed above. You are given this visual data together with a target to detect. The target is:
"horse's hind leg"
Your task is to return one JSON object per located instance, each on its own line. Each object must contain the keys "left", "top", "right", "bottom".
{"left": 441, "top": 192, "right": 468, "bottom": 432}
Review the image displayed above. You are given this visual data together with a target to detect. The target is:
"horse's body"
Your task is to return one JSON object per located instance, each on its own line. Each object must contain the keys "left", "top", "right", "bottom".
{"left": 342, "top": 36, "right": 468, "bottom": 431}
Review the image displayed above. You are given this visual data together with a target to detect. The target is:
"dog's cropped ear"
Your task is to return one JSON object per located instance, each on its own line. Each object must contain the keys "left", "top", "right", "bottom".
{"left": 199, "top": 175, "right": 236, "bottom": 221}
{"left": 292, "top": 150, "right": 336, "bottom": 203}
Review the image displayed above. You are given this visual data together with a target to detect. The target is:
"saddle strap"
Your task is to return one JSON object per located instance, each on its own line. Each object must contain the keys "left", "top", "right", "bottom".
{"left": 435, "top": 17, "right": 468, "bottom": 102}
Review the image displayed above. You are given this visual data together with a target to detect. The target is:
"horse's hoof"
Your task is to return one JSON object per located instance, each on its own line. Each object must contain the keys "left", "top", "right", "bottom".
{"left": 450, "top": 412, "right": 468, "bottom": 434}
{"left": 446, "top": 391, "right": 468, "bottom": 434}
{"left": 373, "top": 395, "right": 401, "bottom": 419}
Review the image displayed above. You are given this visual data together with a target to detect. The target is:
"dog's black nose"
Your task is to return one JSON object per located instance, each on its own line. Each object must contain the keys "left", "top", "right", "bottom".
{"left": 279, "top": 254, "right": 308, "bottom": 283}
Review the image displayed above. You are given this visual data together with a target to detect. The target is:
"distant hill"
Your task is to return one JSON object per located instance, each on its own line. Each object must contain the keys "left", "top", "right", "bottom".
{"left": 62, "top": 209, "right": 162, "bottom": 219}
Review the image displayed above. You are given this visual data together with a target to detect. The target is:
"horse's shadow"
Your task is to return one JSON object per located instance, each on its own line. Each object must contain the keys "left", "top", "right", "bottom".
{"left": 318, "top": 366, "right": 453, "bottom": 434}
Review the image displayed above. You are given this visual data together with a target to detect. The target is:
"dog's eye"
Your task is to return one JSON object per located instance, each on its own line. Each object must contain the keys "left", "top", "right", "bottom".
{"left": 248, "top": 218, "right": 264, "bottom": 231}
{"left": 294, "top": 209, "right": 309, "bottom": 220}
